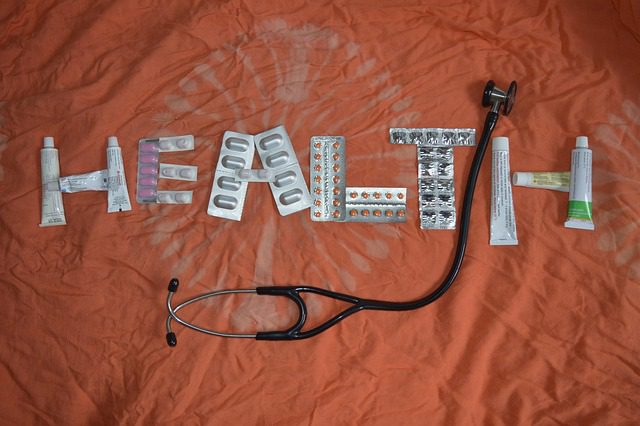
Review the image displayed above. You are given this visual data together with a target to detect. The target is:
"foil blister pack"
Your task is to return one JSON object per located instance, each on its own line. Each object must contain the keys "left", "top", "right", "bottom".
{"left": 418, "top": 146, "right": 456, "bottom": 229}
{"left": 207, "top": 131, "right": 255, "bottom": 221}
{"left": 159, "top": 163, "right": 198, "bottom": 181}
{"left": 208, "top": 126, "right": 310, "bottom": 220}
{"left": 136, "top": 139, "right": 160, "bottom": 203}
{"left": 310, "top": 136, "right": 346, "bottom": 221}
{"left": 157, "top": 135, "right": 195, "bottom": 152}
{"left": 389, "top": 128, "right": 476, "bottom": 146}
{"left": 136, "top": 135, "right": 197, "bottom": 205}
{"left": 254, "top": 126, "right": 311, "bottom": 216}
{"left": 345, "top": 187, "right": 407, "bottom": 223}
{"left": 157, "top": 190, "right": 193, "bottom": 204}
{"left": 235, "top": 169, "right": 274, "bottom": 182}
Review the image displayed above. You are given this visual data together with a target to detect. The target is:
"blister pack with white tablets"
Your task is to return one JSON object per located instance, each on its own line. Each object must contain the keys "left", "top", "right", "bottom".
{"left": 157, "top": 135, "right": 195, "bottom": 152}
{"left": 159, "top": 163, "right": 198, "bottom": 181}
{"left": 254, "top": 126, "right": 311, "bottom": 216}
{"left": 235, "top": 169, "right": 274, "bottom": 182}
{"left": 207, "top": 131, "right": 255, "bottom": 221}
{"left": 157, "top": 191, "right": 193, "bottom": 204}
{"left": 136, "top": 135, "right": 197, "bottom": 204}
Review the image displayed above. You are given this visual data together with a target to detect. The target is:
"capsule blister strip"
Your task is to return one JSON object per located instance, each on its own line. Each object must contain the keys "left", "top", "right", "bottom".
{"left": 254, "top": 125, "right": 311, "bottom": 216}
{"left": 157, "top": 191, "right": 193, "bottom": 204}
{"left": 159, "top": 163, "right": 198, "bottom": 181}
{"left": 310, "top": 136, "right": 346, "bottom": 222}
{"left": 207, "top": 131, "right": 256, "bottom": 221}
{"left": 157, "top": 135, "right": 195, "bottom": 152}
{"left": 137, "top": 139, "right": 161, "bottom": 203}
{"left": 235, "top": 169, "right": 274, "bottom": 182}
{"left": 389, "top": 128, "right": 476, "bottom": 146}
{"left": 418, "top": 146, "right": 456, "bottom": 230}
{"left": 344, "top": 187, "right": 407, "bottom": 223}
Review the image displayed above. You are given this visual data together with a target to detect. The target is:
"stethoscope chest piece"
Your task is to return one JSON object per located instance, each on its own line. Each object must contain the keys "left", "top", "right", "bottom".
{"left": 482, "top": 80, "right": 517, "bottom": 115}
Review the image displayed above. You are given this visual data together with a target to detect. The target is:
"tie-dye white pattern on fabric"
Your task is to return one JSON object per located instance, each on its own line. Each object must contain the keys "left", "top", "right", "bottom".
{"left": 594, "top": 99, "right": 640, "bottom": 280}
{"left": 149, "top": 19, "right": 421, "bottom": 309}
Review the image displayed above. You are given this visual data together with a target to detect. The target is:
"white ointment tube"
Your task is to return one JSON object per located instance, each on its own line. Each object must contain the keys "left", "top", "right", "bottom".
{"left": 512, "top": 172, "right": 570, "bottom": 192}
{"left": 59, "top": 169, "right": 108, "bottom": 193}
{"left": 40, "top": 137, "right": 67, "bottom": 227}
{"left": 107, "top": 136, "right": 132, "bottom": 213}
{"left": 490, "top": 137, "right": 518, "bottom": 245}
{"left": 565, "top": 136, "right": 594, "bottom": 230}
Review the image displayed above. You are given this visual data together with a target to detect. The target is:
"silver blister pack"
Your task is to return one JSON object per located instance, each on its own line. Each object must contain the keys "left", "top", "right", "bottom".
{"left": 235, "top": 169, "right": 274, "bottom": 182}
{"left": 159, "top": 163, "right": 198, "bottom": 181}
{"left": 207, "top": 131, "right": 255, "bottom": 221}
{"left": 157, "top": 190, "right": 193, "bottom": 204}
{"left": 254, "top": 125, "right": 311, "bottom": 216}
{"left": 418, "top": 146, "right": 456, "bottom": 230}
{"left": 344, "top": 187, "right": 407, "bottom": 223}
{"left": 390, "top": 128, "right": 476, "bottom": 146}
{"left": 310, "top": 136, "right": 346, "bottom": 222}
{"left": 156, "top": 135, "right": 195, "bottom": 152}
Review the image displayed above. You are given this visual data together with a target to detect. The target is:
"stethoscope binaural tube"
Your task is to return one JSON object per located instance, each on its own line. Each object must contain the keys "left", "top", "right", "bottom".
{"left": 166, "top": 80, "right": 517, "bottom": 345}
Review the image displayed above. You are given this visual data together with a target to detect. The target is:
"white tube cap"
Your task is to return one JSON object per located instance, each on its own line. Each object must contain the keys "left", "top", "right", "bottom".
{"left": 43, "top": 136, "right": 55, "bottom": 148}
{"left": 492, "top": 136, "right": 509, "bottom": 151}
{"left": 107, "top": 136, "right": 119, "bottom": 147}
{"left": 576, "top": 136, "right": 588, "bottom": 148}
{"left": 512, "top": 172, "right": 531, "bottom": 187}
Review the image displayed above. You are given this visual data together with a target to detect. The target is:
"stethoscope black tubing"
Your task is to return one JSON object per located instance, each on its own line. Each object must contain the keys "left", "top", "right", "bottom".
{"left": 254, "top": 110, "right": 500, "bottom": 340}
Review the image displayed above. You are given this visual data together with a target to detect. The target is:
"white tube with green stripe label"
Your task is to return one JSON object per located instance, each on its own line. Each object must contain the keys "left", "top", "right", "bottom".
{"left": 565, "top": 136, "right": 594, "bottom": 231}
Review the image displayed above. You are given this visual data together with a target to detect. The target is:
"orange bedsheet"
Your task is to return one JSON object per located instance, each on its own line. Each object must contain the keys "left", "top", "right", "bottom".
{"left": 1, "top": 0, "right": 639, "bottom": 424}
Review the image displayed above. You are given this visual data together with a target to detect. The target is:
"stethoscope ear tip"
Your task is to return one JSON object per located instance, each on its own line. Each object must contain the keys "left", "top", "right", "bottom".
{"left": 168, "top": 278, "right": 179, "bottom": 293}
{"left": 166, "top": 332, "right": 177, "bottom": 347}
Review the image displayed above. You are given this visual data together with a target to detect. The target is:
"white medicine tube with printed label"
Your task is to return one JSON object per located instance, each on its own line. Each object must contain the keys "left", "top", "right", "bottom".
{"left": 59, "top": 169, "right": 109, "bottom": 193}
{"left": 565, "top": 136, "right": 594, "bottom": 230}
{"left": 40, "top": 137, "right": 67, "bottom": 227}
{"left": 490, "top": 137, "right": 518, "bottom": 245}
{"left": 107, "top": 136, "right": 132, "bottom": 213}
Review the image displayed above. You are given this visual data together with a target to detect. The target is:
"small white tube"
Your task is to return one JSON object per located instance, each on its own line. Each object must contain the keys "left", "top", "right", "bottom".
{"left": 59, "top": 169, "right": 109, "bottom": 193}
{"left": 512, "top": 172, "right": 570, "bottom": 192}
{"left": 40, "top": 137, "right": 67, "bottom": 227}
{"left": 490, "top": 137, "right": 518, "bottom": 245}
{"left": 565, "top": 136, "right": 594, "bottom": 230}
{"left": 107, "top": 136, "right": 132, "bottom": 213}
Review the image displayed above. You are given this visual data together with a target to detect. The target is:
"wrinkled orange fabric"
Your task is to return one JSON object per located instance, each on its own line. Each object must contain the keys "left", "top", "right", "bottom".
{"left": 1, "top": 0, "right": 639, "bottom": 424}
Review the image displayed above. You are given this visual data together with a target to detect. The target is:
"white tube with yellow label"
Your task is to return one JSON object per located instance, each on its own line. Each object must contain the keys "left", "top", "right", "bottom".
{"left": 512, "top": 172, "right": 570, "bottom": 192}
{"left": 490, "top": 137, "right": 518, "bottom": 245}
{"left": 107, "top": 136, "right": 132, "bottom": 213}
{"left": 40, "top": 137, "right": 67, "bottom": 227}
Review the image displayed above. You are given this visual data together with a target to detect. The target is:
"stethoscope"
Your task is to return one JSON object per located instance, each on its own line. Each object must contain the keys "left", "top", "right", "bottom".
{"left": 165, "top": 79, "right": 517, "bottom": 345}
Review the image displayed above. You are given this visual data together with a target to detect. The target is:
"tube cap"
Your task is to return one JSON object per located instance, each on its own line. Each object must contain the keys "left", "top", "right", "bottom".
{"left": 43, "top": 136, "right": 55, "bottom": 148}
{"left": 512, "top": 172, "right": 531, "bottom": 187}
{"left": 107, "top": 136, "right": 119, "bottom": 147}
{"left": 576, "top": 136, "right": 588, "bottom": 148}
{"left": 492, "top": 136, "right": 509, "bottom": 151}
